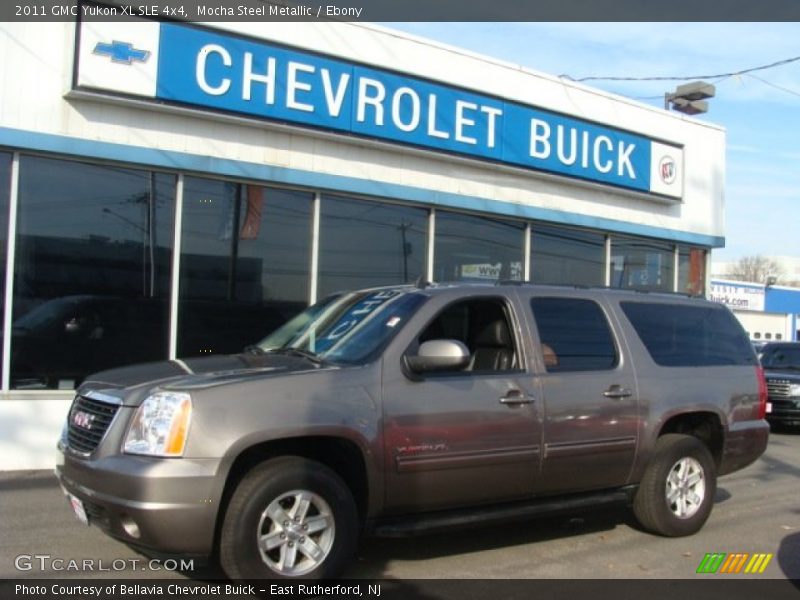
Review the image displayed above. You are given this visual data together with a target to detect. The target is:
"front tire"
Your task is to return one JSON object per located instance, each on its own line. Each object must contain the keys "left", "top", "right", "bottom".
{"left": 220, "top": 457, "right": 358, "bottom": 580}
{"left": 633, "top": 434, "right": 717, "bottom": 537}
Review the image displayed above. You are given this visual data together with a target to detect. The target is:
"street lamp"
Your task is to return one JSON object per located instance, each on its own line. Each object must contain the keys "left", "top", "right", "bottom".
{"left": 664, "top": 81, "right": 716, "bottom": 115}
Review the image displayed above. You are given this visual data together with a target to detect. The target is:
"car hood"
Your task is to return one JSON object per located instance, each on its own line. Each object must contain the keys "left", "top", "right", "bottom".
{"left": 79, "top": 353, "right": 337, "bottom": 405}
{"left": 763, "top": 368, "right": 800, "bottom": 382}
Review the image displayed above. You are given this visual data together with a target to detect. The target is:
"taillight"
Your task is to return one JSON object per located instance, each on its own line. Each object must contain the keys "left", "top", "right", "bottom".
{"left": 756, "top": 366, "right": 768, "bottom": 419}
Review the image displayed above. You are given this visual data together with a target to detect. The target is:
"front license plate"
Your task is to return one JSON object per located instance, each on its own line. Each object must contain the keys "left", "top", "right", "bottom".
{"left": 766, "top": 402, "right": 773, "bottom": 414}
{"left": 68, "top": 494, "right": 89, "bottom": 526}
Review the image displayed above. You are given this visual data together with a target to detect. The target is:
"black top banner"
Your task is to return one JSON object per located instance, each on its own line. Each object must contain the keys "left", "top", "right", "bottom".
{"left": 5, "top": 0, "right": 800, "bottom": 22}
{"left": 3, "top": 579, "right": 800, "bottom": 600}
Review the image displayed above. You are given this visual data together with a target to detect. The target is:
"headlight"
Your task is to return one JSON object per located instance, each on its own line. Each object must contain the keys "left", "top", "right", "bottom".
{"left": 789, "top": 384, "right": 800, "bottom": 397}
{"left": 124, "top": 392, "right": 192, "bottom": 457}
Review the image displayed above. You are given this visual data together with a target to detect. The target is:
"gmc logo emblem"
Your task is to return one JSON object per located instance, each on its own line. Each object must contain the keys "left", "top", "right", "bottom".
{"left": 72, "top": 410, "right": 96, "bottom": 430}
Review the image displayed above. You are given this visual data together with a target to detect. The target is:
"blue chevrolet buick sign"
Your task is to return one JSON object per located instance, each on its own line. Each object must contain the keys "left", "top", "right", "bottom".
{"left": 76, "top": 21, "right": 682, "bottom": 198}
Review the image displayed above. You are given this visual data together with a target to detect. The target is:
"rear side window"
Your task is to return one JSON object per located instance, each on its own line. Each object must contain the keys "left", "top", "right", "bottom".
{"left": 530, "top": 297, "right": 618, "bottom": 372}
{"left": 620, "top": 301, "right": 755, "bottom": 367}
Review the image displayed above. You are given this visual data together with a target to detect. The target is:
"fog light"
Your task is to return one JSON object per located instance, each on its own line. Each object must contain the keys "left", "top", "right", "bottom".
{"left": 121, "top": 515, "right": 141, "bottom": 539}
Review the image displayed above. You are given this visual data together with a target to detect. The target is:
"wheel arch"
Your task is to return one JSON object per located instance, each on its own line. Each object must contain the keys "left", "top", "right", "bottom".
{"left": 658, "top": 411, "right": 725, "bottom": 469}
{"left": 213, "top": 435, "right": 370, "bottom": 556}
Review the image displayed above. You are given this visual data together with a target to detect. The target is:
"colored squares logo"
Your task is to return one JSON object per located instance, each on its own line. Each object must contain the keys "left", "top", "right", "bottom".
{"left": 696, "top": 553, "right": 773, "bottom": 574}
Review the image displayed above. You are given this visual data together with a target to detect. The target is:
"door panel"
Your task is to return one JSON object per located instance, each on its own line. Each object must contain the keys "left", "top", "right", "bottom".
{"left": 537, "top": 370, "right": 638, "bottom": 493}
{"left": 383, "top": 373, "right": 540, "bottom": 512}
{"left": 381, "top": 295, "right": 542, "bottom": 513}
{"left": 526, "top": 295, "right": 639, "bottom": 494}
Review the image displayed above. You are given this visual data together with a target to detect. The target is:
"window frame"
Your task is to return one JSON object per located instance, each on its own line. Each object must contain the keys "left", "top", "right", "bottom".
{"left": 404, "top": 294, "right": 525, "bottom": 378}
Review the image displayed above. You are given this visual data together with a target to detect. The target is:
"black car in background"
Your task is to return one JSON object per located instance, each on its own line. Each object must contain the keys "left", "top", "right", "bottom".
{"left": 10, "top": 295, "right": 302, "bottom": 390}
{"left": 760, "top": 342, "right": 800, "bottom": 429}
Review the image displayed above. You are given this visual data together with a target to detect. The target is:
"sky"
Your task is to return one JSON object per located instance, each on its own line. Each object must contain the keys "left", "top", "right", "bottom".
{"left": 385, "top": 22, "right": 800, "bottom": 264}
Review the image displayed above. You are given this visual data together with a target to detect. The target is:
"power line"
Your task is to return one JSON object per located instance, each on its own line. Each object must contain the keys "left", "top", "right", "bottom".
{"left": 566, "top": 55, "right": 800, "bottom": 83}
{"left": 745, "top": 73, "right": 800, "bottom": 99}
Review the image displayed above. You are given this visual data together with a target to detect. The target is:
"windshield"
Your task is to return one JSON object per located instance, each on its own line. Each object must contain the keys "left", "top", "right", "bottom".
{"left": 255, "top": 289, "right": 427, "bottom": 365}
{"left": 760, "top": 345, "right": 800, "bottom": 370}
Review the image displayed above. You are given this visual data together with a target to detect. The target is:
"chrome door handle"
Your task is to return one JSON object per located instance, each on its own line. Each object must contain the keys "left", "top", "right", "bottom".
{"left": 603, "top": 385, "right": 632, "bottom": 399}
{"left": 500, "top": 390, "right": 535, "bottom": 405}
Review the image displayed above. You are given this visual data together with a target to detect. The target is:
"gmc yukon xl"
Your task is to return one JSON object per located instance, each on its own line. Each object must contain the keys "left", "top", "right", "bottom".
{"left": 55, "top": 283, "right": 769, "bottom": 580}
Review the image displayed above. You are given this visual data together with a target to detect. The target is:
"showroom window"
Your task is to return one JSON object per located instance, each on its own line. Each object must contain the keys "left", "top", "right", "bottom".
{"left": 12, "top": 156, "right": 175, "bottom": 389}
{"left": 178, "top": 178, "right": 312, "bottom": 357}
{"left": 678, "top": 246, "right": 707, "bottom": 295}
{"left": 317, "top": 195, "right": 428, "bottom": 298}
{"left": 610, "top": 236, "right": 675, "bottom": 292}
{"left": 530, "top": 224, "right": 605, "bottom": 286}
{"left": 434, "top": 212, "right": 524, "bottom": 282}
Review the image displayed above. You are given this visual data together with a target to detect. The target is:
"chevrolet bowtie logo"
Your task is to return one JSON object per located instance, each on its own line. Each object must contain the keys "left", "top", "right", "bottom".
{"left": 93, "top": 40, "right": 150, "bottom": 65}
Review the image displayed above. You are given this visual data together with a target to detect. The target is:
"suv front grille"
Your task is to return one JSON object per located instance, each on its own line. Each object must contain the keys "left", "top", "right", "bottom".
{"left": 66, "top": 395, "right": 119, "bottom": 454}
{"left": 767, "top": 379, "right": 792, "bottom": 399}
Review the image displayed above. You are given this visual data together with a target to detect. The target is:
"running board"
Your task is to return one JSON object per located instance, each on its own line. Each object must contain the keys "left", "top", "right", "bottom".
{"left": 370, "top": 488, "right": 633, "bottom": 537}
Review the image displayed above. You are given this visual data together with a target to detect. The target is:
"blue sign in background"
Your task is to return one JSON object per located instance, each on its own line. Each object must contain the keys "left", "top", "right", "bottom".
{"left": 156, "top": 23, "right": 654, "bottom": 193}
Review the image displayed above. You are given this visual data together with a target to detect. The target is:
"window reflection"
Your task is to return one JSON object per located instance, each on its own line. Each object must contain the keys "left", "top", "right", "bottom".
{"left": 610, "top": 236, "right": 675, "bottom": 292}
{"left": 678, "top": 246, "right": 706, "bottom": 295}
{"left": 12, "top": 156, "right": 175, "bottom": 389}
{"left": 318, "top": 195, "right": 428, "bottom": 297}
{"left": 434, "top": 212, "right": 524, "bottom": 282}
{"left": 531, "top": 224, "right": 605, "bottom": 286}
{"left": 178, "top": 178, "right": 312, "bottom": 357}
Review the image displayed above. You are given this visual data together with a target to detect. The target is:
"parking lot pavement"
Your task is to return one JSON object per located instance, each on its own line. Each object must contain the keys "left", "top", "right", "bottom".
{"left": 2, "top": 432, "right": 799, "bottom": 581}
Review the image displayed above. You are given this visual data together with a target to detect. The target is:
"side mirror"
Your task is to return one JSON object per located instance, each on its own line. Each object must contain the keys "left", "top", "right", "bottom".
{"left": 405, "top": 339, "right": 470, "bottom": 374}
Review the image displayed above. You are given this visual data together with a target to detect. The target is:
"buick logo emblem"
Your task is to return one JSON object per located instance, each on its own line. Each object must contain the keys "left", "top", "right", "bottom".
{"left": 659, "top": 156, "right": 677, "bottom": 185}
{"left": 72, "top": 410, "right": 96, "bottom": 430}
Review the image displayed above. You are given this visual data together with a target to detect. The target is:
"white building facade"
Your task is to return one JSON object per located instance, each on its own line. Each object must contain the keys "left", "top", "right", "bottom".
{"left": 0, "top": 18, "right": 725, "bottom": 469}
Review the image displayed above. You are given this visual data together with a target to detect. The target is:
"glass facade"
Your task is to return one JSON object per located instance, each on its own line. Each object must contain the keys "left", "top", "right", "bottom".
{"left": 610, "top": 236, "right": 675, "bottom": 292}
{"left": 530, "top": 224, "right": 605, "bottom": 286}
{"left": 12, "top": 156, "right": 175, "bottom": 389}
{"left": 0, "top": 150, "right": 713, "bottom": 392}
{"left": 178, "top": 178, "right": 312, "bottom": 357}
{"left": 434, "top": 212, "right": 525, "bottom": 282}
{"left": 318, "top": 196, "right": 428, "bottom": 298}
{"left": 678, "top": 247, "right": 707, "bottom": 295}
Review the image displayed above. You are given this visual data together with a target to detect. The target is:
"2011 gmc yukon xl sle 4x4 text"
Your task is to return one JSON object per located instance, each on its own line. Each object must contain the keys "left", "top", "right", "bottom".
{"left": 55, "top": 283, "right": 769, "bottom": 580}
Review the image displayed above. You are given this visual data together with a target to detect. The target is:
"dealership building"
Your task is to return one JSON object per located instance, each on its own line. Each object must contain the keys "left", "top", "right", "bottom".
{"left": 0, "top": 17, "right": 724, "bottom": 470}
{"left": 710, "top": 279, "right": 800, "bottom": 343}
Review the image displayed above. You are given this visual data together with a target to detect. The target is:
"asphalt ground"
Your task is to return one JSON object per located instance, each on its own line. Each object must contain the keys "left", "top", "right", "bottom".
{"left": 1, "top": 430, "right": 799, "bottom": 582}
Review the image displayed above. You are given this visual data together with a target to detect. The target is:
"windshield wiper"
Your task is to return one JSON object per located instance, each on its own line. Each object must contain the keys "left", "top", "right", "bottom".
{"left": 270, "top": 347, "right": 325, "bottom": 364}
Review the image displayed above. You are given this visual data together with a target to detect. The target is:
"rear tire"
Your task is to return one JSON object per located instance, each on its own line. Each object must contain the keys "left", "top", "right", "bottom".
{"left": 220, "top": 456, "right": 358, "bottom": 581}
{"left": 633, "top": 433, "right": 717, "bottom": 537}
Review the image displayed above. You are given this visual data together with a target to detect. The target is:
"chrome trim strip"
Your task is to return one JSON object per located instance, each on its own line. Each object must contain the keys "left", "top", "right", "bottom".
{"left": 395, "top": 445, "right": 540, "bottom": 473}
{"left": 545, "top": 437, "right": 636, "bottom": 459}
{"left": 82, "top": 390, "right": 124, "bottom": 406}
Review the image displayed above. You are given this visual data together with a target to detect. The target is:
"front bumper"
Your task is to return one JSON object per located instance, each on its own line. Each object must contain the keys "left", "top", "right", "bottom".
{"left": 55, "top": 441, "right": 223, "bottom": 556}
{"left": 766, "top": 399, "right": 800, "bottom": 428}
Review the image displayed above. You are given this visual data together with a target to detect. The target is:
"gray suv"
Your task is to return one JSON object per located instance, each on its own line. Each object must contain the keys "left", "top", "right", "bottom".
{"left": 55, "top": 283, "right": 769, "bottom": 580}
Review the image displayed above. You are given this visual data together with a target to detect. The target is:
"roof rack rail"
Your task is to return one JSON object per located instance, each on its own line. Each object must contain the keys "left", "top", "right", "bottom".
{"left": 494, "top": 279, "right": 530, "bottom": 286}
{"left": 414, "top": 276, "right": 433, "bottom": 289}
